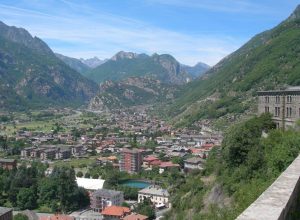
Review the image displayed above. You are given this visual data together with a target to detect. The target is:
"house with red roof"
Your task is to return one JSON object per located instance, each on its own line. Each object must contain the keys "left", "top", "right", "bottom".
{"left": 123, "top": 213, "right": 148, "bottom": 220}
{"left": 39, "top": 214, "right": 74, "bottom": 220}
{"left": 101, "top": 206, "right": 131, "bottom": 220}
{"left": 142, "top": 155, "right": 161, "bottom": 168}
{"left": 159, "top": 161, "right": 180, "bottom": 174}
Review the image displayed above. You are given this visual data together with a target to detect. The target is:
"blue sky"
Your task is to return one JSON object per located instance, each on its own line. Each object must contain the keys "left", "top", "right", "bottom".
{"left": 0, "top": 0, "right": 299, "bottom": 65}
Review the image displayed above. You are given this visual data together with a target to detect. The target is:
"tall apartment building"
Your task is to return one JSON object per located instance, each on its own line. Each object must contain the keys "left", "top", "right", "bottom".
{"left": 258, "top": 87, "right": 300, "bottom": 129}
{"left": 119, "top": 148, "right": 142, "bottom": 173}
{"left": 90, "top": 189, "right": 124, "bottom": 212}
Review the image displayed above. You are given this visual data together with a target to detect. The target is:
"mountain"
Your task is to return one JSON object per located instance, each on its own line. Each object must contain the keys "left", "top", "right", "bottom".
{"left": 80, "top": 57, "right": 107, "bottom": 68}
{"left": 181, "top": 62, "right": 210, "bottom": 78}
{"left": 55, "top": 53, "right": 91, "bottom": 74}
{"left": 85, "top": 51, "right": 191, "bottom": 84}
{"left": 89, "top": 77, "right": 179, "bottom": 111}
{"left": 166, "top": 5, "right": 300, "bottom": 128}
{"left": 0, "top": 21, "right": 99, "bottom": 110}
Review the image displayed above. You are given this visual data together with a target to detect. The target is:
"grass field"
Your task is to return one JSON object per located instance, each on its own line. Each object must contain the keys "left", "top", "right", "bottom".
{"left": 51, "top": 156, "right": 98, "bottom": 168}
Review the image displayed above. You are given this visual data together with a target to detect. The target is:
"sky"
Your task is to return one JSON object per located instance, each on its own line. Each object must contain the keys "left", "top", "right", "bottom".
{"left": 0, "top": 0, "right": 299, "bottom": 66}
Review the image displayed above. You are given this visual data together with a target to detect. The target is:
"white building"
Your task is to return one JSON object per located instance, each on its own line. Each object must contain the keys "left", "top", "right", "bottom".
{"left": 76, "top": 177, "right": 105, "bottom": 191}
{"left": 138, "top": 185, "right": 170, "bottom": 208}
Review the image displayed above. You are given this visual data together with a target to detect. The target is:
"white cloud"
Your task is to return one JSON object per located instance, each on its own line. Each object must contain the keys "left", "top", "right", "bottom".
{"left": 0, "top": 1, "right": 245, "bottom": 66}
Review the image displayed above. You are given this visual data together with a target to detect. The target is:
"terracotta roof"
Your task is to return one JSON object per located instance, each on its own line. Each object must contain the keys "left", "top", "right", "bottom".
{"left": 159, "top": 161, "right": 180, "bottom": 168}
{"left": 143, "top": 156, "right": 159, "bottom": 162}
{"left": 150, "top": 160, "right": 162, "bottom": 166}
{"left": 123, "top": 213, "right": 148, "bottom": 220}
{"left": 101, "top": 206, "right": 131, "bottom": 217}
{"left": 39, "top": 215, "right": 74, "bottom": 220}
{"left": 202, "top": 143, "right": 214, "bottom": 148}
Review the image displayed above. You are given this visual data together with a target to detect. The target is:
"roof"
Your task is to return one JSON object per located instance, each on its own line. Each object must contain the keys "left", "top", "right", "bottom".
{"left": 123, "top": 213, "right": 148, "bottom": 220}
{"left": 122, "top": 148, "right": 141, "bottom": 154}
{"left": 0, "top": 207, "right": 12, "bottom": 215}
{"left": 21, "top": 210, "right": 39, "bottom": 220}
{"left": 92, "top": 189, "right": 123, "bottom": 198}
{"left": 39, "top": 215, "right": 74, "bottom": 220}
{"left": 101, "top": 206, "right": 130, "bottom": 217}
{"left": 76, "top": 177, "right": 105, "bottom": 190}
{"left": 0, "top": 158, "right": 16, "bottom": 163}
{"left": 143, "top": 155, "right": 159, "bottom": 162}
{"left": 257, "top": 87, "right": 300, "bottom": 96}
{"left": 150, "top": 160, "right": 162, "bottom": 166}
{"left": 159, "top": 161, "right": 180, "bottom": 168}
{"left": 138, "top": 185, "right": 169, "bottom": 197}
{"left": 184, "top": 157, "right": 205, "bottom": 164}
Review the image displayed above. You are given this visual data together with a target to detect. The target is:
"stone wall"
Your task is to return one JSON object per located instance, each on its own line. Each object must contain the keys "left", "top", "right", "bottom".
{"left": 236, "top": 155, "right": 300, "bottom": 220}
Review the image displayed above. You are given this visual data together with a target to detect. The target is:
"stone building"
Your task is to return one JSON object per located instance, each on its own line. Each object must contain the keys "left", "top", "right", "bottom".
{"left": 258, "top": 87, "right": 300, "bottom": 129}
{"left": 0, "top": 207, "right": 12, "bottom": 220}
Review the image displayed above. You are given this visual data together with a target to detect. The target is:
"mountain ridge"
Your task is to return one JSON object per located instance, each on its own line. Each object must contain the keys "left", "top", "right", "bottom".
{"left": 86, "top": 51, "right": 192, "bottom": 85}
{"left": 0, "top": 21, "right": 99, "bottom": 110}
{"left": 166, "top": 5, "right": 300, "bottom": 128}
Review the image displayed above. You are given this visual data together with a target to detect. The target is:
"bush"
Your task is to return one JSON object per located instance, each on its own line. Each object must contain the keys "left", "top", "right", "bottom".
{"left": 84, "top": 172, "right": 90, "bottom": 178}
{"left": 76, "top": 171, "right": 83, "bottom": 178}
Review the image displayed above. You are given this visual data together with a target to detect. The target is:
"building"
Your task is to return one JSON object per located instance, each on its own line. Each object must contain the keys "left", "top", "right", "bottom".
{"left": 72, "top": 145, "right": 85, "bottom": 157}
{"left": 0, "top": 159, "right": 16, "bottom": 170}
{"left": 101, "top": 206, "right": 131, "bottom": 220}
{"left": 184, "top": 157, "right": 205, "bottom": 172}
{"left": 123, "top": 213, "right": 148, "bottom": 220}
{"left": 76, "top": 177, "right": 105, "bottom": 191}
{"left": 0, "top": 207, "right": 12, "bottom": 220}
{"left": 91, "top": 189, "right": 124, "bottom": 212}
{"left": 138, "top": 185, "right": 170, "bottom": 208}
{"left": 70, "top": 210, "right": 102, "bottom": 220}
{"left": 158, "top": 162, "right": 180, "bottom": 174}
{"left": 40, "top": 149, "right": 56, "bottom": 160}
{"left": 39, "top": 214, "right": 74, "bottom": 220}
{"left": 258, "top": 87, "right": 300, "bottom": 129}
{"left": 119, "top": 148, "right": 142, "bottom": 173}
{"left": 142, "top": 155, "right": 160, "bottom": 168}
{"left": 20, "top": 210, "right": 39, "bottom": 220}
{"left": 56, "top": 148, "right": 71, "bottom": 159}
{"left": 21, "top": 147, "right": 35, "bottom": 158}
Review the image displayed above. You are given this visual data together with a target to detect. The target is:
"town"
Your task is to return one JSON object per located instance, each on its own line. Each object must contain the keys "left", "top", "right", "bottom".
{"left": 0, "top": 107, "right": 223, "bottom": 220}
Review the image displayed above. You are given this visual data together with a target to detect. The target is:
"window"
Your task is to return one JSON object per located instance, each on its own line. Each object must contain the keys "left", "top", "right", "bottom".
{"left": 287, "top": 95, "right": 292, "bottom": 103}
{"left": 275, "top": 107, "right": 280, "bottom": 117}
{"left": 275, "top": 96, "right": 280, "bottom": 104}
{"left": 265, "top": 106, "right": 269, "bottom": 113}
{"left": 286, "top": 107, "right": 292, "bottom": 118}
{"left": 265, "top": 96, "right": 269, "bottom": 103}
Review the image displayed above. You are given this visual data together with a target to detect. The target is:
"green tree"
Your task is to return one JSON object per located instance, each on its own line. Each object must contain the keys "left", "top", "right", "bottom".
{"left": 17, "top": 187, "right": 37, "bottom": 210}
{"left": 76, "top": 171, "right": 83, "bottom": 177}
{"left": 14, "top": 214, "right": 28, "bottom": 220}
{"left": 134, "top": 198, "right": 155, "bottom": 220}
{"left": 84, "top": 172, "right": 90, "bottom": 178}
